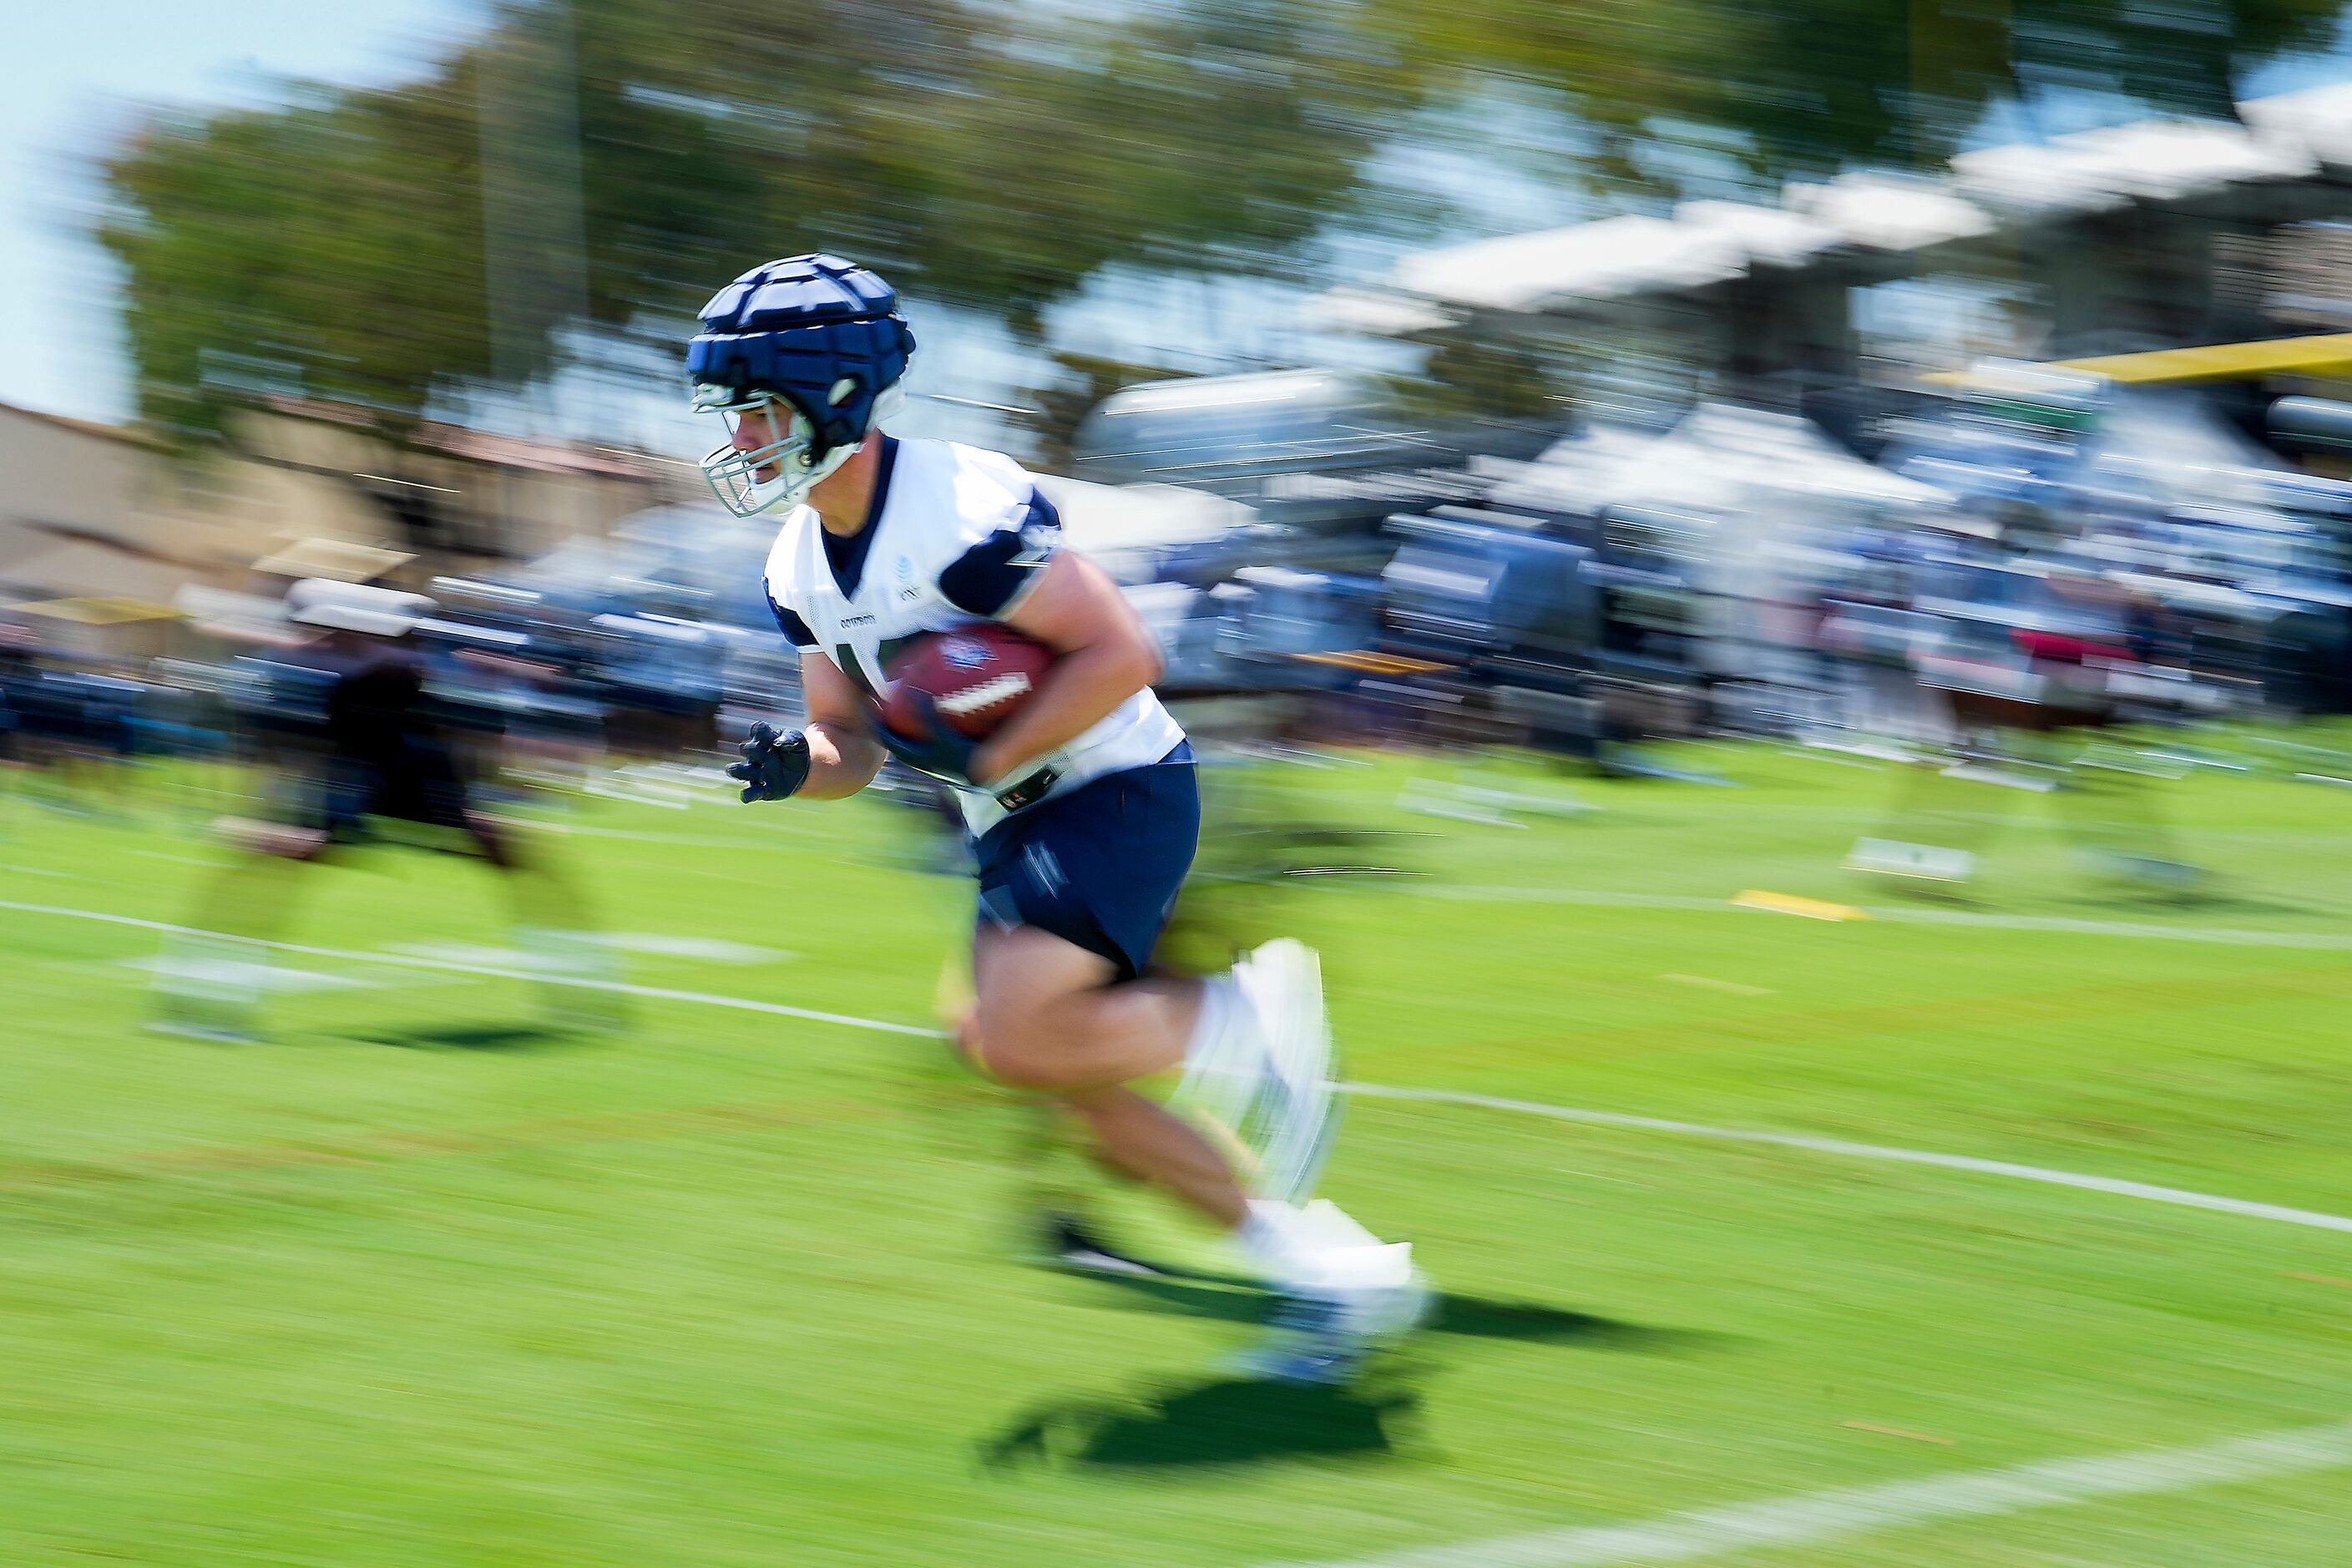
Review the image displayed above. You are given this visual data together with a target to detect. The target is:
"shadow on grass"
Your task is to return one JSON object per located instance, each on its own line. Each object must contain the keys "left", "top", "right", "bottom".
{"left": 1859, "top": 878, "right": 1983, "bottom": 907}
{"left": 344, "top": 1021, "right": 578, "bottom": 1051}
{"left": 2056, "top": 887, "right": 2317, "bottom": 918}
{"left": 1067, "top": 1271, "right": 1710, "bottom": 1352}
{"left": 980, "top": 1373, "right": 1420, "bottom": 1472}
{"left": 1869, "top": 878, "right": 2321, "bottom": 919}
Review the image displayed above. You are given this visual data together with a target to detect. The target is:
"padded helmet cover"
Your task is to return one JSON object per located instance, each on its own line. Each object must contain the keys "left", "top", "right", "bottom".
{"left": 685, "top": 254, "right": 916, "bottom": 458}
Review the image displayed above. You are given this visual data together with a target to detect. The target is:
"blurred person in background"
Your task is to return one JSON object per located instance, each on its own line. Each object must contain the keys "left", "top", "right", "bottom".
{"left": 5, "top": 650, "right": 143, "bottom": 817}
{"left": 699, "top": 254, "right": 1426, "bottom": 1384}
{"left": 591, "top": 600, "right": 727, "bottom": 761}
{"left": 1851, "top": 566, "right": 2206, "bottom": 893}
{"left": 0, "top": 625, "right": 33, "bottom": 787}
{"left": 152, "top": 578, "right": 615, "bottom": 1042}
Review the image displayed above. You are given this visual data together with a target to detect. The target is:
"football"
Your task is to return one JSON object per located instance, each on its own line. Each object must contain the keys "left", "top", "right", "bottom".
{"left": 878, "top": 625, "right": 1055, "bottom": 741}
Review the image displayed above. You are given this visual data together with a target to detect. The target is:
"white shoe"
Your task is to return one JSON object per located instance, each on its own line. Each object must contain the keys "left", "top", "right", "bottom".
{"left": 1235, "top": 1250, "right": 1434, "bottom": 1385}
{"left": 1347, "top": 1259, "right": 1434, "bottom": 1340}
{"left": 1232, "top": 939, "right": 1337, "bottom": 1204}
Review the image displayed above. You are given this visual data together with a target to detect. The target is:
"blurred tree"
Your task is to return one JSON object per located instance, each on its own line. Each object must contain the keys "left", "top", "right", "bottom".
{"left": 104, "top": 79, "right": 497, "bottom": 443}
{"left": 1375, "top": 0, "right": 2345, "bottom": 184}
{"left": 100, "top": 0, "right": 1415, "bottom": 445}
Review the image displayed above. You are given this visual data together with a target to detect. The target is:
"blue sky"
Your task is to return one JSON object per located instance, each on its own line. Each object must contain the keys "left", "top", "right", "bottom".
{"left": 0, "top": 0, "right": 483, "bottom": 422}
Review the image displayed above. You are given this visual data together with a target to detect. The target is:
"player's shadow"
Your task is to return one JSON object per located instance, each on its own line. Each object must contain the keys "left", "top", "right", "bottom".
{"left": 1069, "top": 1272, "right": 1703, "bottom": 1352}
{"left": 344, "top": 1022, "right": 576, "bottom": 1051}
{"left": 2060, "top": 886, "right": 2309, "bottom": 916}
{"left": 980, "top": 1373, "right": 1419, "bottom": 1472}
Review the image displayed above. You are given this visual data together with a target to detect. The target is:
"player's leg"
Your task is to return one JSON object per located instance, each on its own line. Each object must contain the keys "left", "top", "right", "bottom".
{"left": 1066, "top": 1087, "right": 1248, "bottom": 1229}
{"left": 1010, "top": 1097, "right": 1181, "bottom": 1279}
{"left": 150, "top": 812, "right": 326, "bottom": 1042}
{"left": 969, "top": 929, "right": 1335, "bottom": 1206}
{"left": 453, "top": 789, "right": 625, "bottom": 1030}
{"left": 969, "top": 923, "right": 1400, "bottom": 1280}
{"left": 965, "top": 764, "right": 1335, "bottom": 1201}
{"left": 2046, "top": 722, "right": 2204, "bottom": 893}
{"left": 966, "top": 922, "right": 1203, "bottom": 1090}
{"left": 964, "top": 761, "right": 1424, "bottom": 1379}
{"left": 1044, "top": 1081, "right": 1427, "bottom": 1384}
{"left": 971, "top": 923, "right": 1241, "bottom": 1218}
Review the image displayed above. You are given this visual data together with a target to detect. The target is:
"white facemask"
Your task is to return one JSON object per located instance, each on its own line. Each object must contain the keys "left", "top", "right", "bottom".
{"left": 693, "top": 382, "right": 907, "bottom": 518}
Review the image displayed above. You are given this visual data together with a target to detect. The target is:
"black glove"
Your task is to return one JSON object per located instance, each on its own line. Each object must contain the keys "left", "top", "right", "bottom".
{"left": 727, "top": 721, "right": 812, "bottom": 803}
{"left": 876, "top": 691, "right": 979, "bottom": 786}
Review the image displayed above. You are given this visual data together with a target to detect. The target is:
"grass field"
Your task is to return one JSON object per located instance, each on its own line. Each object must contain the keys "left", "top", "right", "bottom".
{"left": 6, "top": 735, "right": 2352, "bottom": 1566}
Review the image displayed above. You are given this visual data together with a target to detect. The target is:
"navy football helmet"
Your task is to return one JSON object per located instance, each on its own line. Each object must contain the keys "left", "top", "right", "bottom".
{"left": 686, "top": 254, "right": 917, "bottom": 517}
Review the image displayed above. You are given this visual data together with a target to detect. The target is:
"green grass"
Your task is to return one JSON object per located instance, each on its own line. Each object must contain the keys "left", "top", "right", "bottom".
{"left": 6, "top": 736, "right": 2352, "bottom": 1566}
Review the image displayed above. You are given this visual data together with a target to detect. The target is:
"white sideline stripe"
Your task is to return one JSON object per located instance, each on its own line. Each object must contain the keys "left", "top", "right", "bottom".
{"left": 0, "top": 898, "right": 937, "bottom": 1039}
{"left": 1424, "top": 884, "right": 2352, "bottom": 951}
{"left": 1877, "top": 905, "right": 2352, "bottom": 950}
{"left": 527, "top": 819, "right": 822, "bottom": 847}
{"left": 9, "top": 896, "right": 2352, "bottom": 1234}
{"left": 1340, "top": 1085, "right": 2352, "bottom": 1236}
{"left": 577, "top": 781, "right": 690, "bottom": 811}
{"left": 387, "top": 935, "right": 789, "bottom": 967}
{"left": 589, "top": 933, "right": 789, "bottom": 964}
{"left": 117, "top": 957, "right": 375, "bottom": 994}
{"left": 1287, "top": 1416, "right": 2352, "bottom": 1568}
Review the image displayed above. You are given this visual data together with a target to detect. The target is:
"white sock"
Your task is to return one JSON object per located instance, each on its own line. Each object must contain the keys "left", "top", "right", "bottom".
{"left": 1174, "top": 973, "right": 1257, "bottom": 1127}
{"left": 1182, "top": 972, "right": 1237, "bottom": 1066}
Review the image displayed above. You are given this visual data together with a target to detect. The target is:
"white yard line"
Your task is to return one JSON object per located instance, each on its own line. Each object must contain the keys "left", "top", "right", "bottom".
{"left": 1282, "top": 1416, "right": 2352, "bottom": 1568}
{"left": 1423, "top": 887, "right": 1726, "bottom": 912}
{"left": 115, "top": 956, "right": 377, "bottom": 993}
{"left": 1424, "top": 884, "right": 2352, "bottom": 950}
{"left": 520, "top": 814, "right": 827, "bottom": 846}
{"left": 1340, "top": 1084, "right": 2352, "bottom": 1237}
{"left": 0, "top": 898, "right": 935, "bottom": 1039}
{"left": 8, "top": 898, "right": 2352, "bottom": 1232}
{"left": 1872, "top": 904, "right": 2352, "bottom": 949}
{"left": 1656, "top": 973, "right": 1774, "bottom": 997}
{"left": 575, "top": 781, "right": 690, "bottom": 811}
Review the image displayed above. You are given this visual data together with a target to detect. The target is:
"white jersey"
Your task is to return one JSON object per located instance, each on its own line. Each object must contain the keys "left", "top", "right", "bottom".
{"left": 761, "top": 435, "right": 1186, "bottom": 836}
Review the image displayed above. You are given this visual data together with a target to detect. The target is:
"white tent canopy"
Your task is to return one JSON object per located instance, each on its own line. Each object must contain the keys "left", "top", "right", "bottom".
{"left": 1393, "top": 215, "right": 1751, "bottom": 314}
{"left": 1780, "top": 175, "right": 1994, "bottom": 253}
{"left": 1318, "top": 83, "right": 2352, "bottom": 335}
{"left": 1492, "top": 402, "right": 1950, "bottom": 522}
{"left": 2079, "top": 391, "right": 2300, "bottom": 516}
{"left": 1954, "top": 118, "right": 2313, "bottom": 216}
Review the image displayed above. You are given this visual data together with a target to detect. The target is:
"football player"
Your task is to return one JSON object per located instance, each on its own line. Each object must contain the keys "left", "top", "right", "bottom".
{"left": 152, "top": 579, "right": 614, "bottom": 1042}
{"left": 697, "top": 255, "right": 1426, "bottom": 1383}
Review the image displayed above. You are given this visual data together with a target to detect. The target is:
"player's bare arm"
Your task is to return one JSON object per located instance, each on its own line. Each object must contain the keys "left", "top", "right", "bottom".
{"left": 968, "top": 550, "right": 1163, "bottom": 787}
{"left": 793, "top": 648, "right": 886, "bottom": 800}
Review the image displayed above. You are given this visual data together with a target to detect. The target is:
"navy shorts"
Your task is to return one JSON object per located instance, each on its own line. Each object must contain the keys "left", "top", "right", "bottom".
{"left": 974, "top": 745, "right": 1198, "bottom": 981}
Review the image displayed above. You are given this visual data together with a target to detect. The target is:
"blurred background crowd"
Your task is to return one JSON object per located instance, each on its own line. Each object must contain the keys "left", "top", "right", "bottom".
{"left": 13, "top": 0, "right": 2352, "bottom": 844}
